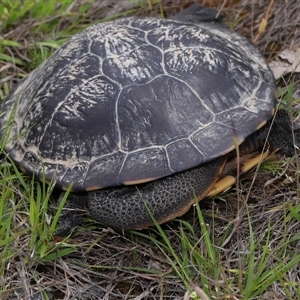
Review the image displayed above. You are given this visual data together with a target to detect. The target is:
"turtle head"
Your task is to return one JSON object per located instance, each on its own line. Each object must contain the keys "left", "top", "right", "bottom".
{"left": 169, "top": 4, "right": 224, "bottom": 26}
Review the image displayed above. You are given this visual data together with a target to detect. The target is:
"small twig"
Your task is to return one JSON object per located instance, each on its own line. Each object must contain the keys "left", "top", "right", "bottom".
{"left": 253, "top": 0, "right": 274, "bottom": 43}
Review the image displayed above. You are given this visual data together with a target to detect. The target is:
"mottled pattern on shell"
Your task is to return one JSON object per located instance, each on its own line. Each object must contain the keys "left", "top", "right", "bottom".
{"left": 0, "top": 16, "right": 276, "bottom": 191}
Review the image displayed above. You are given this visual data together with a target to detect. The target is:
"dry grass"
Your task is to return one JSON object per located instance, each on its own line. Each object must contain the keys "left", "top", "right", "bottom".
{"left": 1, "top": 1, "right": 300, "bottom": 299}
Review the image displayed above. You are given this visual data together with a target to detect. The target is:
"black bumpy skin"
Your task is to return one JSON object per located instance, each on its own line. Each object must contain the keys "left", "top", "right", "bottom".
{"left": 57, "top": 156, "right": 226, "bottom": 234}
{"left": 57, "top": 109, "right": 298, "bottom": 235}
{"left": 263, "top": 110, "right": 297, "bottom": 156}
{"left": 239, "top": 109, "right": 296, "bottom": 156}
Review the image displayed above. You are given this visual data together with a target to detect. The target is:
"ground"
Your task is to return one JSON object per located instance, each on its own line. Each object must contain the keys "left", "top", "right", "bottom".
{"left": 0, "top": 1, "right": 300, "bottom": 299}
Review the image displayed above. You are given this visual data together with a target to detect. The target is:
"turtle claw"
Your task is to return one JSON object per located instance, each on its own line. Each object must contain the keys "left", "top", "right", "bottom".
{"left": 55, "top": 193, "right": 88, "bottom": 237}
{"left": 55, "top": 209, "right": 83, "bottom": 237}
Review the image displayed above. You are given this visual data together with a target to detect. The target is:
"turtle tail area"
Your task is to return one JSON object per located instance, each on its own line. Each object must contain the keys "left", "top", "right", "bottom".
{"left": 87, "top": 156, "right": 227, "bottom": 231}
{"left": 239, "top": 109, "right": 296, "bottom": 157}
{"left": 267, "top": 109, "right": 295, "bottom": 156}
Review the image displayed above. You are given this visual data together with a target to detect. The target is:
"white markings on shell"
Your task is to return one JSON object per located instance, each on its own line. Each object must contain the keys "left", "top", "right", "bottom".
{"left": 0, "top": 16, "right": 276, "bottom": 190}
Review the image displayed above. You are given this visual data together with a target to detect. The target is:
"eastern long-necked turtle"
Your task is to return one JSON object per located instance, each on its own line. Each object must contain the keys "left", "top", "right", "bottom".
{"left": 0, "top": 4, "right": 297, "bottom": 235}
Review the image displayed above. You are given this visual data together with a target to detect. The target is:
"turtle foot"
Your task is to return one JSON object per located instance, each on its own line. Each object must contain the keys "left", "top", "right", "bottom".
{"left": 55, "top": 192, "right": 87, "bottom": 237}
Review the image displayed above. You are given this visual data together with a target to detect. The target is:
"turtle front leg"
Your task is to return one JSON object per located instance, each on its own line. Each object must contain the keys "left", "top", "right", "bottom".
{"left": 86, "top": 156, "right": 226, "bottom": 231}
{"left": 55, "top": 192, "right": 88, "bottom": 236}
{"left": 56, "top": 156, "right": 226, "bottom": 234}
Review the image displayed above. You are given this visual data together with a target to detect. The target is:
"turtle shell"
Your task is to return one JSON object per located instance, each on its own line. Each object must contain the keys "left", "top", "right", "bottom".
{"left": 0, "top": 16, "right": 276, "bottom": 192}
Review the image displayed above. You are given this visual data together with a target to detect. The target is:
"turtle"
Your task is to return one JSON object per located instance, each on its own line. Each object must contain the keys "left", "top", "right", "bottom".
{"left": 0, "top": 4, "right": 298, "bottom": 236}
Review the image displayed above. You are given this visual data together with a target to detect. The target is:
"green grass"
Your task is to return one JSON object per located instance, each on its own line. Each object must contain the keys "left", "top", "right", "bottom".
{"left": 1, "top": 0, "right": 300, "bottom": 299}
{"left": 0, "top": 0, "right": 150, "bottom": 73}
{"left": 133, "top": 197, "right": 300, "bottom": 299}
